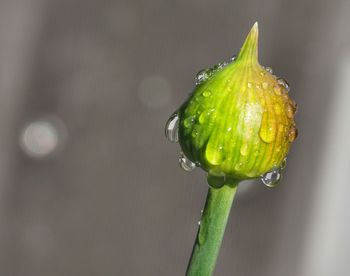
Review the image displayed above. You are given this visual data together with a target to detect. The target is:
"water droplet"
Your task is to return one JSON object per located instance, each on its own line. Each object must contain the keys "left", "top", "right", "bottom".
{"left": 289, "top": 99, "right": 297, "bottom": 109}
{"left": 199, "top": 109, "right": 216, "bottom": 124}
{"left": 281, "top": 158, "right": 287, "bottom": 169}
{"left": 195, "top": 69, "right": 210, "bottom": 85}
{"left": 165, "top": 113, "right": 179, "bottom": 142}
{"left": 235, "top": 162, "right": 243, "bottom": 171}
{"left": 262, "top": 82, "right": 269, "bottom": 89}
{"left": 288, "top": 126, "right": 298, "bottom": 142}
{"left": 184, "top": 116, "right": 195, "bottom": 128}
{"left": 179, "top": 152, "right": 196, "bottom": 171}
{"left": 261, "top": 167, "right": 282, "bottom": 187}
{"left": 259, "top": 112, "right": 276, "bottom": 143}
{"left": 205, "top": 141, "right": 224, "bottom": 165}
{"left": 260, "top": 70, "right": 266, "bottom": 76}
{"left": 274, "top": 86, "right": 282, "bottom": 95}
{"left": 278, "top": 124, "right": 284, "bottom": 132}
{"left": 198, "top": 220, "right": 201, "bottom": 226}
{"left": 264, "top": 66, "right": 273, "bottom": 74}
{"left": 285, "top": 103, "right": 296, "bottom": 118}
{"left": 202, "top": 90, "right": 211, "bottom": 97}
{"left": 247, "top": 82, "right": 253, "bottom": 88}
{"left": 230, "top": 55, "right": 237, "bottom": 62}
{"left": 191, "top": 128, "right": 198, "bottom": 138}
{"left": 227, "top": 126, "right": 232, "bottom": 132}
{"left": 217, "top": 62, "right": 227, "bottom": 69}
{"left": 207, "top": 173, "right": 226, "bottom": 188}
{"left": 277, "top": 78, "right": 290, "bottom": 92}
{"left": 274, "top": 104, "right": 282, "bottom": 115}
{"left": 240, "top": 143, "right": 248, "bottom": 156}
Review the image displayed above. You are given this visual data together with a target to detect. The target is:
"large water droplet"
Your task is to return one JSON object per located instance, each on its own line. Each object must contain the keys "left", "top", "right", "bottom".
{"left": 207, "top": 173, "right": 226, "bottom": 188}
{"left": 179, "top": 152, "right": 196, "bottom": 171}
{"left": 261, "top": 166, "right": 282, "bottom": 187}
{"left": 277, "top": 78, "right": 290, "bottom": 92}
{"left": 259, "top": 112, "right": 276, "bottom": 143}
{"left": 165, "top": 113, "right": 179, "bottom": 142}
{"left": 205, "top": 141, "right": 224, "bottom": 165}
{"left": 195, "top": 69, "right": 210, "bottom": 85}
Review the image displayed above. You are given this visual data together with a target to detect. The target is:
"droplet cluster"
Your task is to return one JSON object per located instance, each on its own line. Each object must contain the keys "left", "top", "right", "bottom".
{"left": 165, "top": 25, "right": 297, "bottom": 187}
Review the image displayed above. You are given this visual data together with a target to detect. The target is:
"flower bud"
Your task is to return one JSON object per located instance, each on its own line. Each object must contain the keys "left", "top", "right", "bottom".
{"left": 167, "top": 23, "right": 297, "bottom": 186}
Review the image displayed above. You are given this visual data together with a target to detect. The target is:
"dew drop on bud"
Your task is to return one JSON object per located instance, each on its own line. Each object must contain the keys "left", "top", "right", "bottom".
{"left": 259, "top": 112, "right": 276, "bottom": 143}
{"left": 205, "top": 141, "right": 224, "bottom": 165}
{"left": 195, "top": 69, "right": 210, "bottom": 85}
{"left": 261, "top": 166, "right": 282, "bottom": 187}
{"left": 274, "top": 86, "right": 282, "bottom": 95}
{"left": 165, "top": 113, "right": 179, "bottom": 142}
{"left": 202, "top": 90, "right": 211, "bottom": 97}
{"left": 191, "top": 128, "right": 198, "bottom": 138}
{"left": 264, "top": 66, "right": 273, "bottom": 74}
{"left": 277, "top": 77, "right": 290, "bottom": 92}
{"left": 280, "top": 158, "right": 287, "bottom": 169}
{"left": 217, "top": 62, "right": 228, "bottom": 69}
{"left": 207, "top": 173, "right": 226, "bottom": 188}
{"left": 288, "top": 126, "right": 298, "bottom": 142}
{"left": 285, "top": 103, "right": 296, "bottom": 119}
{"left": 184, "top": 115, "right": 196, "bottom": 128}
{"left": 179, "top": 152, "right": 196, "bottom": 172}
{"left": 230, "top": 54, "right": 237, "bottom": 62}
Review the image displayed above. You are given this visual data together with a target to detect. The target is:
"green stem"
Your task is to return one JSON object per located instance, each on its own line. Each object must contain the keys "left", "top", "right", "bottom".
{"left": 186, "top": 180, "right": 239, "bottom": 276}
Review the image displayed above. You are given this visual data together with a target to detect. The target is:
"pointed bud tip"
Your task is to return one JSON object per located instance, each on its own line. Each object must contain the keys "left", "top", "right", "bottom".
{"left": 252, "top": 22, "right": 259, "bottom": 33}
{"left": 236, "top": 22, "right": 259, "bottom": 64}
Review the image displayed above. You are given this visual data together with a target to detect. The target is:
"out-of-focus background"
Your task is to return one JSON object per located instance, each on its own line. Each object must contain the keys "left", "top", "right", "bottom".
{"left": 0, "top": 0, "right": 350, "bottom": 275}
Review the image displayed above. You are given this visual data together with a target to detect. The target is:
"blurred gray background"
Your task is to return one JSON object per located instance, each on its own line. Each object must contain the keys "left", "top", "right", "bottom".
{"left": 1, "top": 0, "right": 350, "bottom": 275}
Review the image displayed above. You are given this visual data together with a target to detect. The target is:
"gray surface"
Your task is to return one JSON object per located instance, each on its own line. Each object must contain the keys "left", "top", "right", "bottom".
{"left": 0, "top": 0, "right": 350, "bottom": 275}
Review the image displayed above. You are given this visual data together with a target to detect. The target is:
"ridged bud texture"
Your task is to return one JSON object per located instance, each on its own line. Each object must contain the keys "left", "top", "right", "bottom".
{"left": 178, "top": 23, "right": 297, "bottom": 180}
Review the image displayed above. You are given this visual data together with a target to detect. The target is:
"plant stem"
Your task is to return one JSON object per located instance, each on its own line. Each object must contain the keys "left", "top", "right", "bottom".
{"left": 186, "top": 181, "right": 239, "bottom": 276}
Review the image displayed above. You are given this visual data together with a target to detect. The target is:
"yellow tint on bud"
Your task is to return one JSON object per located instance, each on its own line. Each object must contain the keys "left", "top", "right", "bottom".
{"left": 178, "top": 22, "right": 297, "bottom": 183}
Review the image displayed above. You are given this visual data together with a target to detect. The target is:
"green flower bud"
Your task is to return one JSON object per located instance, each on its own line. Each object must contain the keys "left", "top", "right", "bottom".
{"left": 166, "top": 23, "right": 297, "bottom": 187}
